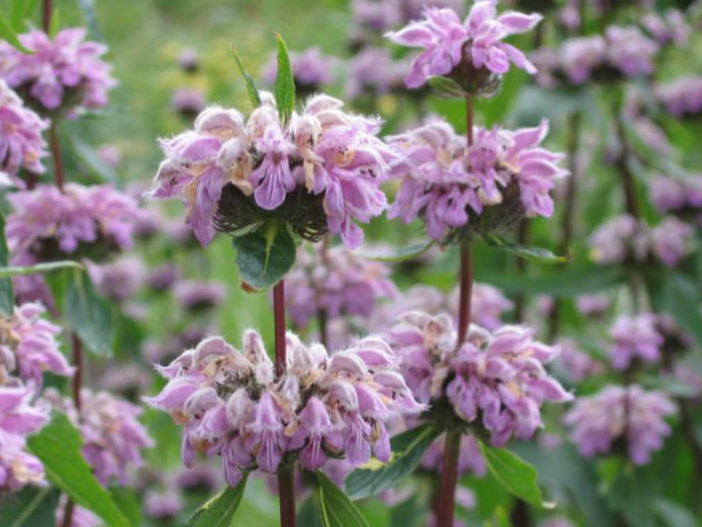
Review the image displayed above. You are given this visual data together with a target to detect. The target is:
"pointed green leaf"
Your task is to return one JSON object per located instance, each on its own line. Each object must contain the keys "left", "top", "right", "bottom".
{"left": 274, "top": 33, "right": 295, "bottom": 122}
{"left": 653, "top": 498, "right": 697, "bottom": 527}
{"left": 345, "top": 424, "right": 441, "bottom": 500}
{"left": 27, "top": 413, "right": 130, "bottom": 527}
{"left": 0, "top": 14, "right": 32, "bottom": 53}
{"left": 0, "top": 260, "right": 84, "bottom": 278}
{"left": 483, "top": 234, "right": 567, "bottom": 264}
{"left": 357, "top": 239, "right": 435, "bottom": 263}
{"left": 479, "top": 441, "right": 554, "bottom": 509}
{"left": 0, "top": 487, "right": 60, "bottom": 527}
{"left": 63, "top": 269, "right": 114, "bottom": 357}
{"left": 0, "top": 211, "right": 14, "bottom": 315}
{"left": 318, "top": 471, "right": 369, "bottom": 527}
{"left": 232, "top": 221, "right": 296, "bottom": 290}
{"left": 8, "top": 0, "right": 28, "bottom": 32}
{"left": 231, "top": 47, "right": 262, "bottom": 107}
{"left": 427, "top": 76, "right": 466, "bottom": 98}
{"left": 67, "top": 134, "right": 117, "bottom": 183}
{"left": 188, "top": 475, "right": 249, "bottom": 527}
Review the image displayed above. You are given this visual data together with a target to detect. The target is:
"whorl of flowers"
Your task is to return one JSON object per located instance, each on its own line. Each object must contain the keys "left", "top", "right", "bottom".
{"left": 171, "top": 87, "right": 206, "bottom": 117}
{"left": 575, "top": 294, "right": 610, "bottom": 318}
{"left": 174, "top": 280, "right": 227, "bottom": 312}
{"left": 86, "top": 256, "right": 145, "bottom": 303}
{"left": 641, "top": 9, "right": 690, "bottom": 47}
{"left": 150, "top": 94, "right": 394, "bottom": 248}
{"left": 0, "top": 28, "right": 116, "bottom": 114}
{"left": 145, "top": 331, "right": 422, "bottom": 485}
{"left": 6, "top": 183, "right": 141, "bottom": 259}
{"left": 648, "top": 175, "right": 702, "bottom": 218}
{"left": 609, "top": 313, "right": 664, "bottom": 371}
{"left": 285, "top": 244, "right": 398, "bottom": 328}
{"left": 45, "top": 388, "right": 153, "bottom": 486}
{"left": 262, "top": 47, "right": 337, "bottom": 96}
{"left": 554, "top": 338, "right": 603, "bottom": 383}
{"left": 387, "top": 118, "right": 567, "bottom": 242}
{"left": 0, "top": 302, "right": 72, "bottom": 387}
{"left": 0, "top": 80, "right": 48, "bottom": 183}
{"left": 655, "top": 76, "right": 702, "bottom": 118}
{"left": 589, "top": 214, "right": 693, "bottom": 268}
{"left": 531, "top": 26, "right": 658, "bottom": 87}
{"left": 351, "top": 0, "right": 463, "bottom": 38}
{"left": 0, "top": 384, "right": 49, "bottom": 491}
{"left": 346, "top": 47, "right": 414, "bottom": 99}
{"left": 385, "top": 2, "right": 542, "bottom": 92}
{"left": 387, "top": 312, "right": 572, "bottom": 445}
{"left": 564, "top": 385, "right": 675, "bottom": 465}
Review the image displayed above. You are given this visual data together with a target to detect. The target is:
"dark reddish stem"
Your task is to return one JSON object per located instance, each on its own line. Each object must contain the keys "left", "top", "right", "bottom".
{"left": 465, "top": 96, "right": 474, "bottom": 146}
{"left": 49, "top": 125, "right": 65, "bottom": 192}
{"left": 436, "top": 431, "right": 461, "bottom": 527}
{"left": 273, "top": 280, "right": 286, "bottom": 377}
{"left": 278, "top": 463, "right": 297, "bottom": 527}
{"left": 42, "top": 0, "right": 52, "bottom": 32}
{"left": 71, "top": 333, "right": 83, "bottom": 411}
{"left": 60, "top": 499, "right": 75, "bottom": 527}
{"left": 316, "top": 308, "right": 328, "bottom": 348}
{"left": 455, "top": 243, "right": 473, "bottom": 347}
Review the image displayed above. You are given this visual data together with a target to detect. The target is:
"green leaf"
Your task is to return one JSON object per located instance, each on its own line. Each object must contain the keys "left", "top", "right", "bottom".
{"left": 188, "top": 476, "right": 249, "bottom": 527}
{"left": 357, "top": 240, "right": 435, "bottom": 263}
{"left": 67, "top": 134, "right": 117, "bottom": 183}
{"left": 8, "top": 0, "right": 28, "bottom": 32}
{"left": 232, "top": 221, "right": 296, "bottom": 290}
{"left": 653, "top": 498, "right": 698, "bottom": 527}
{"left": 0, "top": 260, "right": 84, "bottom": 278}
{"left": 0, "top": 211, "right": 13, "bottom": 315}
{"left": 0, "top": 14, "right": 32, "bottom": 53}
{"left": 318, "top": 471, "right": 369, "bottom": 527}
{"left": 231, "top": 47, "right": 261, "bottom": 107}
{"left": 63, "top": 269, "right": 114, "bottom": 357}
{"left": 345, "top": 424, "right": 441, "bottom": 500}
{"left": 483, "top": 234, "right": 567, "bottom": 264}
{"left": 274, "top": 33, "right": 295, "bottom": 123}
{"left": 479, "top": 442, "right": 554, "bottom": 510}
{"left": 110, "top": 487, "right": 142, "bottom": 526}
{"left": 654, "top": 274, "right": 702, "bottom": 350}
{"left": 427, "top": 76, "right": 466, "bottom": 98}
{"left": 0, "top": 487, "right": 60, "bottom": 527}
{"left": 27, "top": 413, "right": 130, "bottom": 527}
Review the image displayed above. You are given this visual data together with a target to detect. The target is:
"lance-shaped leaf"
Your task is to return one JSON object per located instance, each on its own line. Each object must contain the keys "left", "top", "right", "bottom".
{"left": 0, "top": 260, "right": 84, "bottom": 278}
{"left": 63, "top": 269, "right": 114, "bottom": 357}
{"left": 479, "top": 441, "right": 554, "bottom": 509}
{"left": 0, "top": 211, "right": 13, "bottom": 315}
{"left": 357, "top": 239, "right": 435, "bottom": 263}
{"left": 188, "top": 475, "right": 249, "bottom": 527}
{"left": 231, "top": 46, "right": 262, "bottom": 107}
{"left": 27, "top": 413, "right": 130, "bottom": 527}
{"left": 232, "top": 221, "right": 296, "bottom": 291}
{"left": 483, "top": 233, "right": 567, "bottom": 264}
{"left": 318, "top": 471, "right": 369, "bottom": 527}
{"left": 0, "top": 487, "right": 60, "bottom": 527}
{"left": 0, "top": 14, "right": 32, "bottom": 53}
{"left": 345, "top": 424, "right": 442, "bottom": 500}
{"left": 274, "top": 33, "right": 295, "bottom": 123}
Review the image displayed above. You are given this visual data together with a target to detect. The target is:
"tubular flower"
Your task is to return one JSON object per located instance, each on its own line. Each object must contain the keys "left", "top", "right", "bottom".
{"left": 145, "top": 331, "right": 422, "bottom": 485}
{"left": 0, "top": 384, "right": 49, "bottom": 491}
{"left": 655, "top": 77, "right": 702, "bottom": 118}
{"left": 609, "top": 313, "right": 664, "bottom": 371}
{"left": 387, "top": 312, "right": 572, "bottom": 445}
{"left": 45, "top": 388, "right": 153, "bottom": 486}
{"left": 0, "top": 28, "right": 116, "bottom": 114}
{"left": 648, "top": 175, "right": 702, "bottom": 217}
{"left": 285, "top": 244, "right": 398, "bottom": 328}
{"left": 388, "top": 118, "right": 567, "bottom": 242}
{"left": 564, "top": 385, "right": 676, "bottom": 465}
{"left": 0, "top": 80, "right": 48, "bottom": 184}
{"left": 0, "top": 302, "right": 72, "bottom": 388}
{"left": 385, "top": 2, "right": 542, "bottom": 91}
{"left": 149, "top": 94, "right": 394, "bottom": 248}
{"left": 589, "top": 214, "right": 692, "bottom": 268}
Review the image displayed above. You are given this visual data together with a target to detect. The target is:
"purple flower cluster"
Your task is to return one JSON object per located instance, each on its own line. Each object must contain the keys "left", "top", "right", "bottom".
{"left": 46, "top": 388, "right": 153, "bottom": 486}
{"left": 352, "top": 0, "right": 463, "bottom": 36}
{"left": 0, "top": 80, "right": 48, "bottom": 183}
{"left": 86, "top": 257, "right": 145, "bottom": 302}
{"left": 388, "top": 118, "right": 567, "bottom": 240}
{"left": 655, "top": 76, "right": 702, "bottom": 118}
{"left": 531, "top": 26, "right": 658, "bottom": 87}
{"left": 346, "top": 47, "right": 414, "bottom": 99}
{"left": 649, "top": 175, "right": 702, "bottom": 217}
{"left": 554, "top": 338, "right": 603, "bottom": 383}
{"left": 386, "top": 3, "right": 542, "bottom": 89}
{"left": 285, "top": 244, "right": 398, "bottom": 328}
{"left": 171, "top": 87, "right": 207, "bottom": 116}
{"left": 150, "top": 94, "right": 394, "bottom": 247}
{"left": 0, "top": 302, "right": 73, "bottom": 387}
{"left": 564, "top": 385, "right": 675, "bottom": 465}
{"left": 609, "top": 313, "right": 663, "bottom": 371}
{"left": 0, "top": 28, "right": 116, "bottom": 113}
{"left": 575, "top": 294, "right": 610, "bottom": 318}
{"left": 262, "top": 47, "right": 336, "bottom": 92}
{"left": 174, "top": 280, "right": 227, "bottom": 312}
{"left": 145, "top": 331, "right": 422, "bottom": 485}
{"left": 641, "top": 9, "right": 690, "bottom": 47}
{"left": 589, "top": 214, "right": 692, "bottom": 268}
{"left": 388, "top": 312, "right": 572, "bottom": 445}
